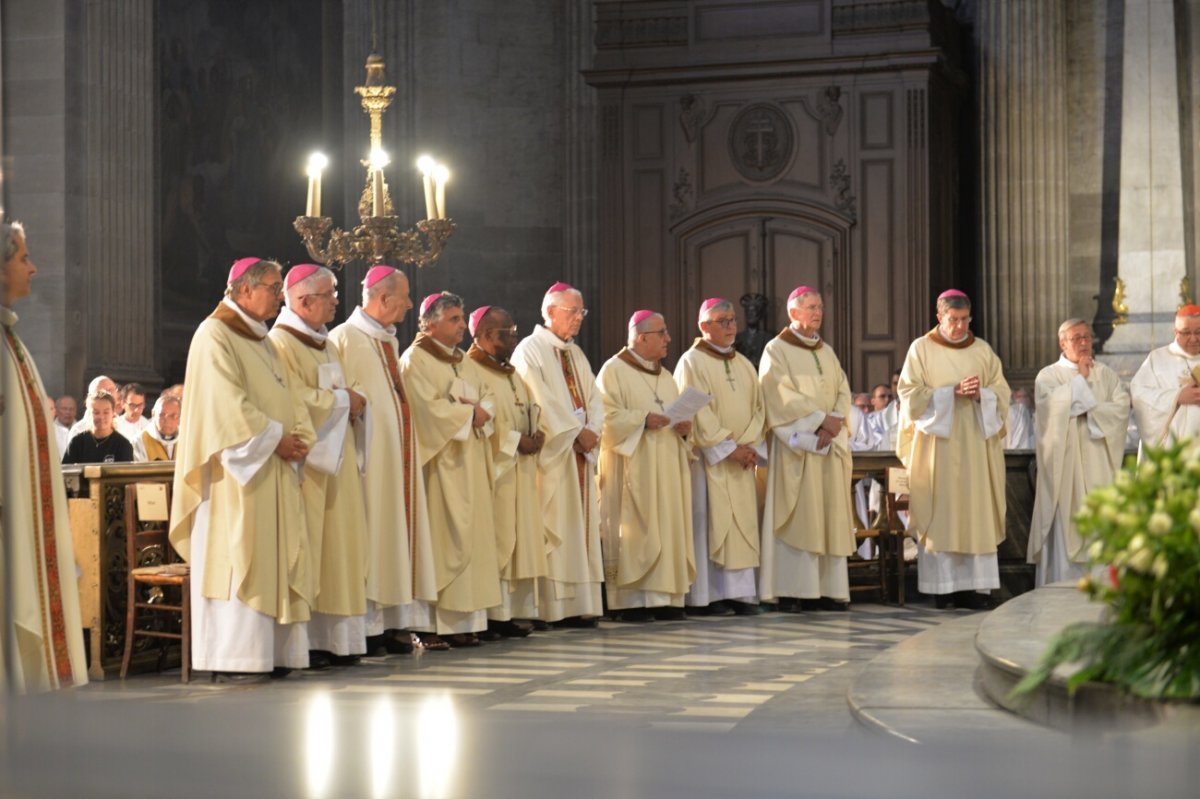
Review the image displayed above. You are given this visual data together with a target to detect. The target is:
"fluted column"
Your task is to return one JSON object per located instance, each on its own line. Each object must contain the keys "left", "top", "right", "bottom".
{"left": 978, "top": 0, "right": 1070, "bottom": 384}
{"left": 84, "top": 0, "right": 158, "bottom": 384}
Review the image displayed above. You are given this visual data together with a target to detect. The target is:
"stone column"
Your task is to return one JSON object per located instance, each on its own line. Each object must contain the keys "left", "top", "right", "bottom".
{"left": 1102, "top": 0, "right": 1190, "bottom": 376}
{"left": 82, "top": 0, "right": 158, "bottom": 386}
{"left": 978, "top": 0, "right": 1070, "bottom": 385}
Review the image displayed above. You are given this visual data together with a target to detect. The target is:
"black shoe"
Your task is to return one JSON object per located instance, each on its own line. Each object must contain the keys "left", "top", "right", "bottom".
{"left": 729, "top": 600, "right": 765, "bottom": 616}
{"left": 553, "top": 616, "right": 599, "bottom": 629}
{"left": 652, "top": 606, "right": 687, "bottom": 621}
{"left": 270, "top": 667, "right": 293, "bottom": 679}
{"left": 799, "top": 599, "right": 822, "bottom": 612}
{"left": 329, "top": 654, "right": 362, "bottom": 667}
{"left": 365, "top": 634, "right": 390, "bottom": 657}
{"left": 934, "top": 594, "right": 954, "bottom": 609}
{"left": 383, "top": 630, "right": 415, "bottom": 654}
{"left": 443, "top": 633, "right": 482, "bottom": 648}
{"left": 307, "top": 650, "right": 333, "bottom": 670}
{"left": 818, "top": 597, "right": 849, "bottom": 612}
{"left": 526, "top": 619, "right": 552, "bottom": 631}
{"left": 490, "top": 619, "right": 534, "bottom": 638}
{"left": 777, "top": 597, "right": 804, "bottom": 614}
{"left": 955, "top": 591, "right": 997, "bottom": 610}
{"left": 477, "top": 628, "right": 503, "bottom": 642}
{"left": 705, "top": 601, "right": 736, "bottom": 617}
{"left": 612, "top": 608, "right": 653, "bottom": 623}
{"left": 212, "top": 671, "right": 271, "bottom": 685}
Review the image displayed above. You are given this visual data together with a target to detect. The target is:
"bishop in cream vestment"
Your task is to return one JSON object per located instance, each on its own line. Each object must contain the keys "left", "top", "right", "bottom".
{"left": 597, "top": 311, "right": 695, "bottom": 612}
{"left": 1029, "top": 323, "right": 1129, "bottom": 586}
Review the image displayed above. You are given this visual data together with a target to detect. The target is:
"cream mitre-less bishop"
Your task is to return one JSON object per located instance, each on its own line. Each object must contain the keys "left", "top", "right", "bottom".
{"left": 673, "top": 297, "right": 765, "bottom": 610}
{"left": 327, "top": 266, "right": 437, "bottom": 641}
{"left": 269, "top": 264, "right": 370, "bottom": 658}
{"left": 1130, "top": 304, "right": 1200, "bottom": 457}
{"left": 758, "top": 286, "right": 854, "bottom": 607}
{"left": 467, "top": 306, "right": 549, "bottom": 627}
{"left": 597, "top": 310, "right": 696, "bottom": 613}
{"left": 508, "top": 282, "right": 604, "bottom": 625}
{"left": 0, "top": 221, "right": 89, "bottom": 692}
{"left": 896, "top": 289, "right": 1008, "bottom": 606}
{"left": 400, "top": 292, "right": 502, "bottom": 642}
{"left": 1028, "top": 319, "right": 1130, "bottom": 587}
{"left": 169, "top": 258, "right": 316, "bottom": 676}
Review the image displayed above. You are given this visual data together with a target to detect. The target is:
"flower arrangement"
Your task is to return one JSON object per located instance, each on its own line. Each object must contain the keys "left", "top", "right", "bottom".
{"left": 1013, "top": 439, "right": 1200, "bottom": 701}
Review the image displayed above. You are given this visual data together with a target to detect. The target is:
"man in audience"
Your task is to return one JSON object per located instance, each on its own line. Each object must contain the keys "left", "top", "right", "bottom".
{"left": 132, "top": 394, "right": 181, "bottom": 461}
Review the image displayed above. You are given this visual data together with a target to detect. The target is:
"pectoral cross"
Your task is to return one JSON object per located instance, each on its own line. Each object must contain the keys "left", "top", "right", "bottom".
{"left": 654, "top": 396, "right": 665, "bottom": 411}
{"left": 724, "top": 361, "right": 737, "bottom": 390}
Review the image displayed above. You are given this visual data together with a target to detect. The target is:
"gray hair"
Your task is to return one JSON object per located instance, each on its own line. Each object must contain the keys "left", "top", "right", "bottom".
{"left": 284, "top": 266, "right": 336, "bottom": 308}
{"left": 1057, "top": 318, "right": 1090, "bottom": 340}
{"left": 152, "top": 393, "right": 181, "bottom": 418}
{"left": 418, "top": 291, "right": 463, "bottom": 333}
{"left": 936, "top": 294, "right": 971, "bottom": 314}
{"left": 786, "top": 289, "right": 820, "bottom": 312}
{"left": 363, "top": 270, "right": 403, "bottom": 303}
{"left": 627, "top": 312, "right": 664, "bottom": 346}
{"left": 225, "top": 259, "right": 282, "bottom": 298}
{"left": 698, "top": 299, "right": 734, "bottom": 325}
{"left": 541, "top": 287, "right": 584, "bottom": 325}
{"left": 1, "top": 220, "right": 26, "bottom": 262}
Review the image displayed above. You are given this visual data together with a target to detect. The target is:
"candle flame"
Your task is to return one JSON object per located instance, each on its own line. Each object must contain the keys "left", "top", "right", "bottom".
{"left": 306, "top": 152, "right": 328, "bottom": 177}
{"left": 416, "top": 154, "right": 436, "bottom": 175}
{"left": 433, "top": 164, "right": 450, "bottom": 184}
{"left": 369, "top": 148, "right": 391, "bottom": 171}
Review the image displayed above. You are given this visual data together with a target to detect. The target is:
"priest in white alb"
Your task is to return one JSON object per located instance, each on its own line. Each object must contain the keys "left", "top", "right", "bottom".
{"left": 759, "top": 286, "right": 855, "bottom": 611}
{"left": 132, "top": 394, "right": 181, "bottom": 461}
{"left": 0, "top": 220, "right": 89, "bottom": 692}
{"left": 673, "top": 298, "right": 765, "bottom": 616}
{"left": 329, "top": 266, "right": 438, "bottom": 653}
{"left": 169, "top": 257, "right": 315, "bottom": 681}
{"left": 1028, "top": 318, "right": 1130, "bottom": 587}
{"left": 896, "top": 289, "right": 1009, "bottom": 609}
{"left": 400, "top": 292, "right": 501, "bottom": 647}
{"left": 1130, "top": 304, "right": 1200, "bottom": 455}
{"left": 597, "top": 310, "right": 695, "bottom": 621}
{"left": 270, "top": 264, "right": 370, "bottom": 665}
{"left": 509, "top": 282, "right": 605, "bottom": 627}
{"left": 468, "top": 305, "right": 547, "bottom": 636}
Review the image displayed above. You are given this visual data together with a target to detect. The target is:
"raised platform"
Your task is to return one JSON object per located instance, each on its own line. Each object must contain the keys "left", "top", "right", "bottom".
{"left": 849, "top": 585, "right": 1200, "bottom": 743}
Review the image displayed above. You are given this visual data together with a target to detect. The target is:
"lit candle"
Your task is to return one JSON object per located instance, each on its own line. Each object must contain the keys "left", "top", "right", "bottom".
{"left": 305, "top": 152, "right": 328, "bottom": 217}
{"left": 433, "top": 163, "right": 450, "bottom": 220}
{"left": 417, "top": 155, "right": 437, "bottom": 220}
{"left": 369, "top": 149, "right": 390, "bottom": 217}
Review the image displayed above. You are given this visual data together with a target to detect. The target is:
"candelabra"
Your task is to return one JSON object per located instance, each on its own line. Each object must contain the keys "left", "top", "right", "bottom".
{"left": 294, "top": 52, "right": 454, "bottom": 268}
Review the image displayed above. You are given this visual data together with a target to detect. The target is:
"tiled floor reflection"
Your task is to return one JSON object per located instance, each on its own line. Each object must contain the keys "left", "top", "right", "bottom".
{"left": 91, "top": 603, "right": 973, "bottom": 733}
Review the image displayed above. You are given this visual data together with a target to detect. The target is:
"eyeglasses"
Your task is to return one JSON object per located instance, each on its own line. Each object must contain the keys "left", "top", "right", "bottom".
{"left": 943, "top": 315, "right": 972, "bottom": 326}
{"left": 1064, "top": 334, "right": 1093, "bottom": 344}
{"left": 1176, "top": 330, "right": 1200, "bottom": 339}
{"left": 495, "top": 325, "right": 519, "bottom": 337}
{"left": 555, "top": 306, "right": 588, "bottom": 318}
{"left": 705, "top": 317, "right": 738, "bottom": 328}
{"left": 302, "top": 290, "right": 338, "bottom": 302}
{"left": 642, "top": 328, "right": 669, "bottom": 338}
{"left": 257, "top": 281, "right": 285, "bottom": 296}
{"left": 126, "top": 401, "right": 145, "bottom": 410}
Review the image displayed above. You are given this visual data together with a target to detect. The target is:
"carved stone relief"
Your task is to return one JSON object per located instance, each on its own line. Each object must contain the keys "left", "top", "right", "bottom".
{"left": 669, "top": 167, "right": 694, "bottom": 220}
{"left": 815, "top": 86, "right": 844, "bottom": 136}
{"left": 831, "top": 159, "right": 857, "bottom": 221}
{"left": 729, "top": 103, "right": 794, "bottom": 182}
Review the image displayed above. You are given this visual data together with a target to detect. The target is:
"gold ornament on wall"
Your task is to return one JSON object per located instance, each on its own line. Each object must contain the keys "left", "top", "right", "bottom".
{"left": 1180, "top": 276, "right": 1194, "bottom": 308}
{"left": 1112, "top": 276, "right": 1129, "bottom": 327}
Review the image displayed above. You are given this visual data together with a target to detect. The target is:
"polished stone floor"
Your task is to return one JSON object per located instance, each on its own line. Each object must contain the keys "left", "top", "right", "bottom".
{"left": 78, "top": 601, "right": 968, "bottom": 734}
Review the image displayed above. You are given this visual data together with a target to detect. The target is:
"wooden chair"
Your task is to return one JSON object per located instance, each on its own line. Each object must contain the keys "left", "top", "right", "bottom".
{"left": 882, "top": 474, "right": 910, "bottom": 606}
{"left": 121, "top": 483, "right": 190, "bottom": 682}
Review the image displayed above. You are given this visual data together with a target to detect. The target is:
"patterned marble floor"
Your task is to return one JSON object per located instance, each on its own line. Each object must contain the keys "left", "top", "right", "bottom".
{"left": 79, "top": 601, "right": 977, "bottom": 734}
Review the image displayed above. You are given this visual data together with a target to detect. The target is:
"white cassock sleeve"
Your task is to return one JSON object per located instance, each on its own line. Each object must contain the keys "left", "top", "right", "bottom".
{"left": 975, "top": 387, "right": 1004, "bottom": 439}
{"left": 702, "top": 438, "right": 738, "bottom": 466}
{"left": 221, "top": 419, "right": 284, "bottom": 486}
{"left": 915, "top": 385, "right": 956, "bottom": 438}
{"left": 305, "top": 388, "right": 350, "bottom": 475}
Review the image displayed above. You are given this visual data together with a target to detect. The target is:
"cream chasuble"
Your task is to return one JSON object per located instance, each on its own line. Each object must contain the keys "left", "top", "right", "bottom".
{"left": 1130, "top": 342, "right": 1200, "bottom": 453}
{"left": 510, "top": 325, "right": 604, "bottom": 621}
{"left": 269, "top": 310, "right": 369, "bottom": 654}
{"left": 897, "top": 330, "right": 1008, "bottom": 594}
{"left": 469, "top": 344, "right": 549, "bottom": 619}
{"left": 169, "top": 302, "right": 314, "bottom": 624}
{"left": 133, "top": 425, "right": 176, "bottom": 462}
{"left": 758, "top": 328, "right": 854, "bottom": 602}
{"left": 0, "top": 305, "right": 89, "bottom": 692}
{"left": 400, "top": 336, "right": 502, "bottom": 628}
{"left": 674, "top": 340, "right": 765, "bottom": 571}
{"left": 597, "top": 349, "right": 695, "bottom": 608}
{"left": 1029, "top": 357, "right": 1129, "bottom": 585}
{"left": 328, "top": 308, "right": 437, "bottom": 632}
